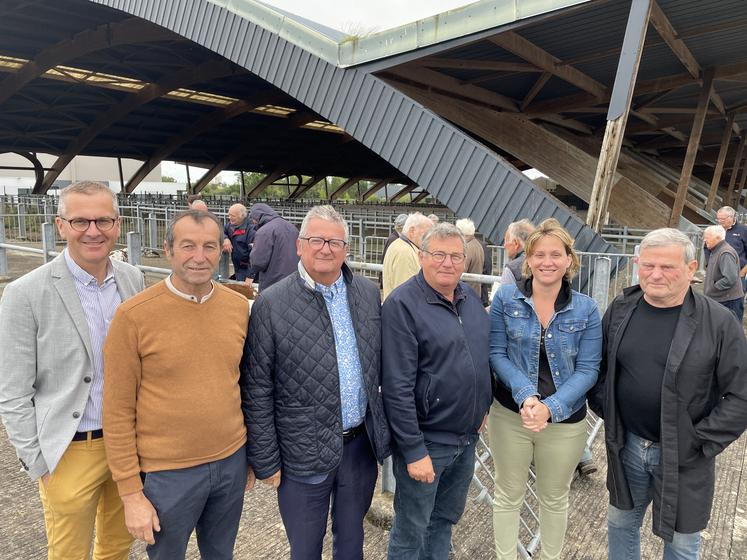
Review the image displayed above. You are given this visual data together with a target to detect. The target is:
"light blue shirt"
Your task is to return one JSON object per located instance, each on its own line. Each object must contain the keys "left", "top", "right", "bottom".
{"left": 64, "top": 249, "right": 121, "bottom": 431}
{"left": 314, "top": 272, "right": 368, "bottom": 431}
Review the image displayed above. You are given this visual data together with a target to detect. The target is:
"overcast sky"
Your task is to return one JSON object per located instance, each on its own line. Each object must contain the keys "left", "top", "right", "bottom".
{"left": 262, "top": 0, "right": 475, "bottom": 33}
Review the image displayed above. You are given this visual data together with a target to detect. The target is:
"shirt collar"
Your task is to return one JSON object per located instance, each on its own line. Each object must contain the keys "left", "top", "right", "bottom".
{"left": 297, "top": 261, "right": 344, "bottom": 295}
{"left": 63, "top": 248, "right": 114, "bottom": 287}
{"left": 165, "top": 275, "right": 215, "bottom": 304}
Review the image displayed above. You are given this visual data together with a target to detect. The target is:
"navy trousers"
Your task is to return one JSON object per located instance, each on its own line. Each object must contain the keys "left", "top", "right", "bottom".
{"left": 143, "top": 445, "right": 247, "bottom": 560}
{"left": 277, "top": 432, "right": 378, "bottom": 560}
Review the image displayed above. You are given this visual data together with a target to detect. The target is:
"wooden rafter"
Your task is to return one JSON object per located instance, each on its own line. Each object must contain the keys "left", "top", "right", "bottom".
{"left": 489, "top": 31, "right": 607, "bottom": 99}
{"left": 706, "top": 114, "right": 736, "bottom": 210}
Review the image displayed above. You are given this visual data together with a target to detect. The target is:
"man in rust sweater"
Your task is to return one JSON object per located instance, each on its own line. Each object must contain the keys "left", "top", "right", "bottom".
{"left": 103, "top": 210, "right": 252, "bottom": 559}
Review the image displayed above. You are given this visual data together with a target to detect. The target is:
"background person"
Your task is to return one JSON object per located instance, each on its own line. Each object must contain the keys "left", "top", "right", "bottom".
{"left": 223, "top": 203, "right": 255, "bottom": 281}
{"left": 707, "top": 206, "right": 747, "bottom": 292}
{"left": 500, "top": 219, "right": 535, "bottom": 287}
{"left": 247, "top": 203, "right": 299, "bottom": 291}
{"left": 455, "top": 217, "right": 485, "bottom": 296}
{"left": 382, "top": 213, "right": 408, "bottom": 260}
{"left": 702, "top": 224, "right": 744, "bottom": 322}
{"left": 489, "top": 218, "right": 602, "bottom": 560}
{"left": 382, "top": 212, "right": 433, "bottom": 300}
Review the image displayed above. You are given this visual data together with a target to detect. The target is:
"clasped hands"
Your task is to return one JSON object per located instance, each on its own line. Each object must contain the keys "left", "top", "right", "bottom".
{"left": 521, "top": 396, "right": 550, "bottom": 432}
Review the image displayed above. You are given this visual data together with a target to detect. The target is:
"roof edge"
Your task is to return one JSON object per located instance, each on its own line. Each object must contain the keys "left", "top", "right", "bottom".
{"left": 210, "top": 0, "right": 592, "bottom": 67}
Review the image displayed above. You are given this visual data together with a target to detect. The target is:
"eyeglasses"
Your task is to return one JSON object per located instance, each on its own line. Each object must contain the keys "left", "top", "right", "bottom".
{"left": 60, "top": 217, "right": 118, "bottom": 232}
{"left": 423, "top": 250, "right": 466, "bottom": 264}
{"left": 300, "top": 236, "right": 348, "bottom": 251}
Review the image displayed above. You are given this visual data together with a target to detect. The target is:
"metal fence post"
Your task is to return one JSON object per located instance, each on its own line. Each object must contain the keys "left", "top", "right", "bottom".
{"left": 591, "top": 256, "right": 611, "bottom": 313}
{"left": 43, "top": 198, "right": 52, "bottom": 224}
{"left": 127, "top": 232, "right": 142, "bottom": 267}
{"left": 147, "top": 213, "right": 157, "bottom": 249}
{"left": 632, "top": 244, "right": 640, "bottom": 285}
{"left": 381, "top": 456, "right": 396, "bottom": 494}
{"left": 18, "top": 203, "right": 27, "bottom": 239}
{"left": 41, "top": 222, "right": 55, "bottom": 263}
{"left": 0, "top": 216, "right": 8, "bottom": 277}
{"left": 219, "top": 252, "right": 230, "bottom": 279}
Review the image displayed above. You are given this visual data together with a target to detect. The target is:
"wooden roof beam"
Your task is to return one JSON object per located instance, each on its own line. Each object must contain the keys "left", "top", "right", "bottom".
{"left": 0, "top": 18, "right": 174, "bottom": 108}
{"left": 288, "top": 175, "right": 325, "bottom": 200}
{"left": 421, "top": 58, "right": 540, "bottom": 73}
{"left": 389, "top": 184, "right": 419, "bottom": 203}
{"left": 359, "top": 178, "right": 391, "bottom": 202}
{"left": 247, "top": 170, "right": 289, "bottom": 198}
{"left": 124, "top": 92, "right": 280, "bottom": 193}
{"left": 489, "top": 31, "right": 608, "bottom": 99}
{"left": 329, "top": 176, "right": 365, "bottom": 200}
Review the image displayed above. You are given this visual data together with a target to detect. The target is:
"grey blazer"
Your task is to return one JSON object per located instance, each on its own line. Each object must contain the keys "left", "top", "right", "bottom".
{"left": 0, "top": 252, "right": 144, "bottom": 480}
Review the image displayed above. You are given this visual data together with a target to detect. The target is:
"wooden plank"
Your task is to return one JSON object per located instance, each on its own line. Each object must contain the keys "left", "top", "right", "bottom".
{"left": 649, "top": 1, "right": 700, "bottom": 79}
{"left": 421, "top": 58, "right": 540, "bottom": 73}
{"left": 669, "top": 69, "right": 714, "bottom": 226}
{"left": 489, "top": 32, "right": 608, "bottom": 99}
{"left": 520, "top": 72, "right": 551, "bottom": 110}
{"left": 388, "top": 65, "right": 518, "bottom": 112}
{"left": 706, "top": 114, "right": 736, "bottom": 210}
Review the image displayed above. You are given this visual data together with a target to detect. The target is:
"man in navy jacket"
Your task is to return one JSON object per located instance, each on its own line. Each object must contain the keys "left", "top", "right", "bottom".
{"left": 382, "top": 223, "right": 491, "bottom": 560}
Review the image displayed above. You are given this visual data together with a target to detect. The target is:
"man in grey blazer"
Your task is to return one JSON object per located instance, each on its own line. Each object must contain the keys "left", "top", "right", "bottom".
{"left": 0, "top": 181, "right": 144, "bottom": 559}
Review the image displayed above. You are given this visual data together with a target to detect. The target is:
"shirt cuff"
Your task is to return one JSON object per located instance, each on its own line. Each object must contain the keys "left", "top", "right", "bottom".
{"left": 116, "top": 474, "right": 144, "bottom": 497}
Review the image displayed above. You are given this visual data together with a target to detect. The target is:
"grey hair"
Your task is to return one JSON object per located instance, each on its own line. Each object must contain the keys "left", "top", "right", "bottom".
{"left": 421, "top": 223, "right": 466, "bottom": 253}
{"left": 57, "top": 181, "right": 118, "bottom": 218}
{"left": 404, "top": 212, "right": 433, "bottom": 233}
{"left": 394, "top": 213, "right": 408, "bottom": 228}
{"left": 427, "top": 213, "right": 440, "bottom": 223}
{"left": 717, "top": 206, "right": 737, "bottom": 219}
{"left": 639, "top": 228, "right": 696, "bottom": 263}
{"left": 455, "top": 218, "right": 476, "bottom": 237}
{"left": 299, "top": 205, "right": 349, "bottom": 242}
{"left": 703, "top": 225, "right": 726, "bottom": 241}
{"left": 505, "top": 219, "right": 535, "bottom": 246}
{"left": 165, "top": 210, "right": 223, "bottom": 250}
{"left": 229, "top": 203, "right": 248, "bottom": 219}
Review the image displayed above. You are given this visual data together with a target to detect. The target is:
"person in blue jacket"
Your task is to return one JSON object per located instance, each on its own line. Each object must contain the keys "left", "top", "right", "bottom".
{"left": 488, "top": 218, "right": 602, "bottom": 560}
{"left": 382, "top": 223, "right": 492, "bottom": 560}
{"left": 222, "top": 203, "right": 254, "bottom": 281}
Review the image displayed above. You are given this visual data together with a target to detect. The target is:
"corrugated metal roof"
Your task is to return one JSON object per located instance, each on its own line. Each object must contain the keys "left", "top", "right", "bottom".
{"left": 89, "top": 0, "right": 616, "bottom": 254}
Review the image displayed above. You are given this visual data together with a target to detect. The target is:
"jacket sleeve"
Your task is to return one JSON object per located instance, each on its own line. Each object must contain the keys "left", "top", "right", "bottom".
{"left": 488, "top": 287, "right": 539, "bottom": 407}
{"left": 248, "top": 228, "right": 273, "bottom": 277}
{"left": 542, "top": 300, "right": 602, "bottom": 422}
{"left": 693, "top": 316, "right": 747, "bottom": 458}
{"left": 242, "top": 295, "right": 281, "bottom": 479}
{"left": 0, "top": 282, "right": 48, "bottom": 480}
{"left": 588, "top": 305, "right": 612, "bottom": 418}
{"left": 103, "top": 310, "right": 144, "bottom": 496}
{"left": 381, "top": 296, "right": 428, "bottom": 464}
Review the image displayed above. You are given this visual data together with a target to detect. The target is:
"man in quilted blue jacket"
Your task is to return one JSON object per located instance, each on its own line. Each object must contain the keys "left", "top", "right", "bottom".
{"left": 242, "top": 205, "right": 391, "bottom": 560}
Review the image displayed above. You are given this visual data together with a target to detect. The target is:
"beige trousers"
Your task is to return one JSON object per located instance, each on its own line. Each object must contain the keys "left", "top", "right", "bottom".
{"left": 488, "top": 402, "right": 587, "bottom": 560}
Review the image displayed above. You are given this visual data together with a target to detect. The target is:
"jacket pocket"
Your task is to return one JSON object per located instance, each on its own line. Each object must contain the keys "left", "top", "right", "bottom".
{"left": 275, "top": 405, "right": 318, "bottom": 470}
{"left": 557, "top": 319, "right": 587, "bottom": 354}
{"left": 503, "top": 306, "right": 530, "bottom": 339}
{"left": 414, "top": 374, "right": 432, "bottom": 420}
{"left": 677, "top": 410, "right": 703, "bottom": 465}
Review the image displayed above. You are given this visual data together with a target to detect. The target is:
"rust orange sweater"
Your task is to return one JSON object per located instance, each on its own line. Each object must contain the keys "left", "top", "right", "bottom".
{"left": 103, "top": 281, "right": 249, "bottom": 496}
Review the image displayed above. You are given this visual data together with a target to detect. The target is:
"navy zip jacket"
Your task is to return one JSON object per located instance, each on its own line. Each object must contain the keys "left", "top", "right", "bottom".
{"left": 381, "top": 270, "right": 492, "bottom": 463}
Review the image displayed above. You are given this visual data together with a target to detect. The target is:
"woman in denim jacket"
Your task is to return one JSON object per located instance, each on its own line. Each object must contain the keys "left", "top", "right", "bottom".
{"left": 488, "top": 218, "right": 602, "bottom": 560}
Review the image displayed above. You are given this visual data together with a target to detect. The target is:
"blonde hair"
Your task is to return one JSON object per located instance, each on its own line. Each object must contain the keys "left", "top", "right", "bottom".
{"left": 522, "top": 218, "right": 580, "bottom": 280}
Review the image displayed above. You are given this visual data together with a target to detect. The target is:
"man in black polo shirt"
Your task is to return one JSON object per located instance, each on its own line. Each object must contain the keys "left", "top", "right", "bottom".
{"left": 590, "top": 228, "right": 747, "bottom": 560}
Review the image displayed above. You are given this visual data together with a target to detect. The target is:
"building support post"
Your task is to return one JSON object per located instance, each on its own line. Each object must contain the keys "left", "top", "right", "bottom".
{"left": 587, "top": 0, "right": 652, "bottom": 232}
{"left": 669, "top": 68, "right": 714, "bottom": 227}
{"left": 705, "top": 114, "right": 736, "bottom": 211}
{"left": 724, "top": 132, "right": 747, "bottom": 208}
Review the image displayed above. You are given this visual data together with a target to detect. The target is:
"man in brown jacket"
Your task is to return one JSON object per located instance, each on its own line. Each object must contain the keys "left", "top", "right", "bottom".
{"left": 456, "top": 218, "right": 485, "bottom": 296}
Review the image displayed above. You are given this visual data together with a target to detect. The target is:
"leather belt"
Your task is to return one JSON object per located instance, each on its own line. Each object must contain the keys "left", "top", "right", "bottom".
{"left": 72, "top": 429, "right": 103, "bottom": 441}
{"left": 342, "top": 423, "right": 365, "bottom": 443}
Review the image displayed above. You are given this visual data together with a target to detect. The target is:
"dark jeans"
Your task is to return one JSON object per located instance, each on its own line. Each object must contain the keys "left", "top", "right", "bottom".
{"left": 387, "top": 436, "right": 477, "bottom": 560}
{"left": 608, "top": 433, "right": 701, "bottom": 560}
{"left": 277, "top": 432, "right": 378, "bottom": 560}
{"left": 143, "top": 445, "right": 247, "bottom": 560}
{"left": 721, "top": 297, "right": 744, "bottom": 324}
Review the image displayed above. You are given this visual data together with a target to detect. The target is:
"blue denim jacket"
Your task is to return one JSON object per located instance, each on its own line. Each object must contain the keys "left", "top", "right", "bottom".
{"left": 489, "top": 282, "right": 602, "bottom": 422}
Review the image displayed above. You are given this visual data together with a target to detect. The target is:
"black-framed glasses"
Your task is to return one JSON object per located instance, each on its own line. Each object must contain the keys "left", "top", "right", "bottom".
{"left": 423, "top": 250, "right": 466, "bottom": 264}
{"left": 300, "top": 236, "right": 348, "bottom": 251}
{"left": 60, "top": 217, "right": 118, "bottom": 232}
